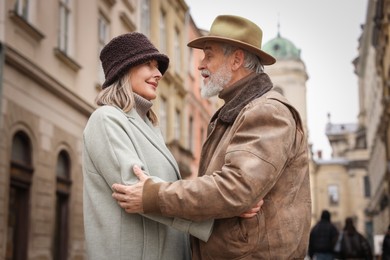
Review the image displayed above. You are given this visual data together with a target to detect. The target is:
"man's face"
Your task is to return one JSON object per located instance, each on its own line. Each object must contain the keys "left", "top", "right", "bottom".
{"left": 199, "top": 42, "right": 232, "bottom": 98}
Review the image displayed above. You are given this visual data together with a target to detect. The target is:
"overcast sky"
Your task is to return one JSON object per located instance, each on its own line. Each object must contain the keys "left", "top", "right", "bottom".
{"left": 184, "top": 0, "right": 368, "bottom": 159}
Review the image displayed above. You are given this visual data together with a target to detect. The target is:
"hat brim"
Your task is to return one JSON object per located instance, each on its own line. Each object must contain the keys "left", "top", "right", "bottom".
{"left": 188, "top": 36, "right": 276, "bottom": 65}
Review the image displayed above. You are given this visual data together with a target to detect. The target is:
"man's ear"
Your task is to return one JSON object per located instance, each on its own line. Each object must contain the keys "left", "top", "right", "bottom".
{"left": 232, "top": 49, "right": 244, "bottom": 71}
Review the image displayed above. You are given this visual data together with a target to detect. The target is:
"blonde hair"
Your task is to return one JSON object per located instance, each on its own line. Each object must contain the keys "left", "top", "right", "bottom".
{"left": 96, "top": 73, "right": 158, "bottom": 125}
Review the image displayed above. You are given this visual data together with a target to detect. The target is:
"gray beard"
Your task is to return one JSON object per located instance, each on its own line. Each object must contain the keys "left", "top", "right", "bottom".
{"left": 201, "top": 65, "right": 232, "bottom": 98}
{"left": 201, "top": 84, "right": 223, "bottom": 98}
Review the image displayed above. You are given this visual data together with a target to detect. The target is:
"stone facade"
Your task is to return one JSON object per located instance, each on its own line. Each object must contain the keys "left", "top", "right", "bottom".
{"left": 0, "top": 0, "right": 213, "bottom": 259}
{"left": 362, "top": 0, "right": 390, "bottom": 241}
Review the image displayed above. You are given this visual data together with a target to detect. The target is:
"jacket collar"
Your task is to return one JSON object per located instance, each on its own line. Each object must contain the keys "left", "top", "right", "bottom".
{"left": 215, "top": 72, "right": 273, "bottom": 124}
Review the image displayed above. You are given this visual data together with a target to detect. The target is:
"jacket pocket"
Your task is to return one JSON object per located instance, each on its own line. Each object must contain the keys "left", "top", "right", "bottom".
{"left": 202, "top": 213, "right": 263, "bottom": 259}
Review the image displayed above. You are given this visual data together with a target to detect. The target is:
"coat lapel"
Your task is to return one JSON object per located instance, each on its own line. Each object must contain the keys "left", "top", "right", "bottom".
{"left": 124, "top": 108, "right": 181, "bottom": 179}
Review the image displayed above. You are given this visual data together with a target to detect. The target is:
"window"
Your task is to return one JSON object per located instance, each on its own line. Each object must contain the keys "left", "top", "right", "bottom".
{"left": 364, "top": 175, "right": 371, "bottom": 198}
{"left": 328, "top": 185, "right": 339, "bottom": 206}
{"left": 174, "top": 109, "right": 181, "bottom": 141}
{"left": 140, "top": 0, "right": 150, "bottom": 37}
{"left": 53, "top": 150, "right": 71, "bottom": 260}
{"left": 188, "top": 48, "right": 194, "bottom": 75}
{"left": 159, "top": 10, "right": 167, "bottom": 54}
{"left": 98, "top": 14, "right": 110, "bottom": 85}
{"left": 159, "top": 97, "right": 168, "bottom": 140}
{"left": 14, "top": 0, "right": 29, "bottom": 20}
{"left": 174, "top": 29, "right": 181, "bottom": 73}
{"left": 356, "top": 129, "right": 367, "bottom": 149}
{"left": 188, "top": 116, "right": 194, "bottom": 151}
{"left": 7, "top": 131, "right": 33, "bottom": 260}
{"left": 11, "top": 132, "right": 32, "bottom": 165}
{"left": 9, "top": 0, "right": 44, "bottom": 41}
{"left": 58, "top": 0, "right": 71, "bottom": 54}
{"left": 55, "top": 0, "right": 80, "bottom": 71}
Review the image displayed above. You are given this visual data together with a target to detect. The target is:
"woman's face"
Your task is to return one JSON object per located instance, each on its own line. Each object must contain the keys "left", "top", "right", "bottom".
{"left": 130, "top": 60, "right": 162, "bottom": 101}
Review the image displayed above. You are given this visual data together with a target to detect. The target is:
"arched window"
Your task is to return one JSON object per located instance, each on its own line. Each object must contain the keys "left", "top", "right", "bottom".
{"left": 7, "top": 131, "right": 33, "bottom": 260}
{"left": 52, "top": 150, "right": 71, "bottom": 260}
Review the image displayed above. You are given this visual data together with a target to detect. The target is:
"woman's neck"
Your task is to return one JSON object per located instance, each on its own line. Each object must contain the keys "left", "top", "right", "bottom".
{"left": 134, "top": 93, "right": 153, "bottom": 119}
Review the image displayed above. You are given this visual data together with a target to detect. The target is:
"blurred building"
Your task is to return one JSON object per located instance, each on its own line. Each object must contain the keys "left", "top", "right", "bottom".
{"left": 356, "top": 0, "right": 390, "bottom": 247}
{"left": 263, "top": 28, "right": 372, "bottom": 237}
{"left": 315, "top": 119, "right": 370, "bottom": 234}
{"left": 301, "top": 0, "right": 390, "bottom": 253}
{"left": 0, "top": 0, "right": 215, "bottom": 259}
{"left": 263, "top": 31, "right": 309, "bottom": 134}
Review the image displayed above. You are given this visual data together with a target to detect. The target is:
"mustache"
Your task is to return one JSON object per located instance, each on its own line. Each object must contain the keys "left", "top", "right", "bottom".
{"left": 201, "top": 70, "right": 210, "bottom": 77}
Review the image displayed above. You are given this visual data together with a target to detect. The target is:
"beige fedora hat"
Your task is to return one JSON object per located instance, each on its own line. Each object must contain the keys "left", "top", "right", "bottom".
{"left": 188, "top": 15, "right": 276, "bottom": 65}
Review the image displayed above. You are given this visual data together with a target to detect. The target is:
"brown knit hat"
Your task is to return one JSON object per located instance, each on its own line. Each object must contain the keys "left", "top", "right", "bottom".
{"left": 100, "top": 32, "right": 169, "bottom": 89}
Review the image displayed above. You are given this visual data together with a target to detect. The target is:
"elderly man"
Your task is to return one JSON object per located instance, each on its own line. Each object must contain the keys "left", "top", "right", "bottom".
{"left": 112, "top": 15, "right": 311, "bottom": 259}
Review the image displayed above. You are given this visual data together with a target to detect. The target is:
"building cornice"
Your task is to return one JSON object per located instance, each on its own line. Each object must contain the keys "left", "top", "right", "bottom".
{"left": 4, "top": 45, "right": 95, "bottom": 117}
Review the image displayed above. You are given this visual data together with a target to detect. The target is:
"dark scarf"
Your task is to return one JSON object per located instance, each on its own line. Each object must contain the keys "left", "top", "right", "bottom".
{"left": 216, "top": 72, "right": 273, "bottom": 124}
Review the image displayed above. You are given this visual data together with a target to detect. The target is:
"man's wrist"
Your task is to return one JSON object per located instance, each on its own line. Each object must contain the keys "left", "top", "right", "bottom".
{"left": 143, "top": 179, "right": 163, "bottom": 214}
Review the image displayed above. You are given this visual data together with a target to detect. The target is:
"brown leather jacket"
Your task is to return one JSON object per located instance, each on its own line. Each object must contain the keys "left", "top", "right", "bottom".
{"left": 143, "top": 73, "right": 312, "bottom": 259}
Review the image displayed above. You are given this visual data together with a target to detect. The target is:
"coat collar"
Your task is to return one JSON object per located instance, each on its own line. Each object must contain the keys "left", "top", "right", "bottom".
{"left": 214, "top": 72, "right": 273, "bottom": 124}
{"left": 116, "top": 106, "right": 181, "bottom": 179}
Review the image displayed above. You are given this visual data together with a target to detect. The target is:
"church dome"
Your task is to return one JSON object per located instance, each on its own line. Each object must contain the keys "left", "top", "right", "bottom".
{"left": 263, "top": 33, "right": 301, "bottom": 60}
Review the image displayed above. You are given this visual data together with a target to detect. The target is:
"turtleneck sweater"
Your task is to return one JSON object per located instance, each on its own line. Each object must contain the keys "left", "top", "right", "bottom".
{"left": 133, "top": 93, "right": 153, "bottom": 121}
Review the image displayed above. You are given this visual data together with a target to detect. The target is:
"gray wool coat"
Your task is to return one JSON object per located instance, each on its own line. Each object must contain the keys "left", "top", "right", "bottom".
{"left": 82, "top": 105, "right": 213, "bottom": 260}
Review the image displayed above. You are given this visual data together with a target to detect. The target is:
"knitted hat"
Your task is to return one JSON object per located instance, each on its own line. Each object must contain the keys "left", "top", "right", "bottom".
{"left": 100, "top": 32, "right": 169, "bottom": 89}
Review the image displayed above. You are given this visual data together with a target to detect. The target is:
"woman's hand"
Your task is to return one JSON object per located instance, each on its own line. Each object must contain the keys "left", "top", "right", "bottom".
{"left": 239, "top": 199, "right": 264, "bottom": 218}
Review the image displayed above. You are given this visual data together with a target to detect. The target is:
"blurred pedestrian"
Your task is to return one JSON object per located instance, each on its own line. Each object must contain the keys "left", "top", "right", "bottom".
{"left": 308, "top": 209, "right": 339, "bottom": 260}
{"left": 382, "top": 225, "right": 390, "bottom": 260}
{"left": 338, "top": 217, "right": 372, "bottom": 260}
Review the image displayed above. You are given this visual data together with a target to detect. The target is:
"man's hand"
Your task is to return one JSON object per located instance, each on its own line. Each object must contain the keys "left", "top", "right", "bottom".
{"left": 112, "top": 165, "right": 149, "bottom": 213}
{"left": 239, "top": 199, "right": 264, "bottom": 218}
